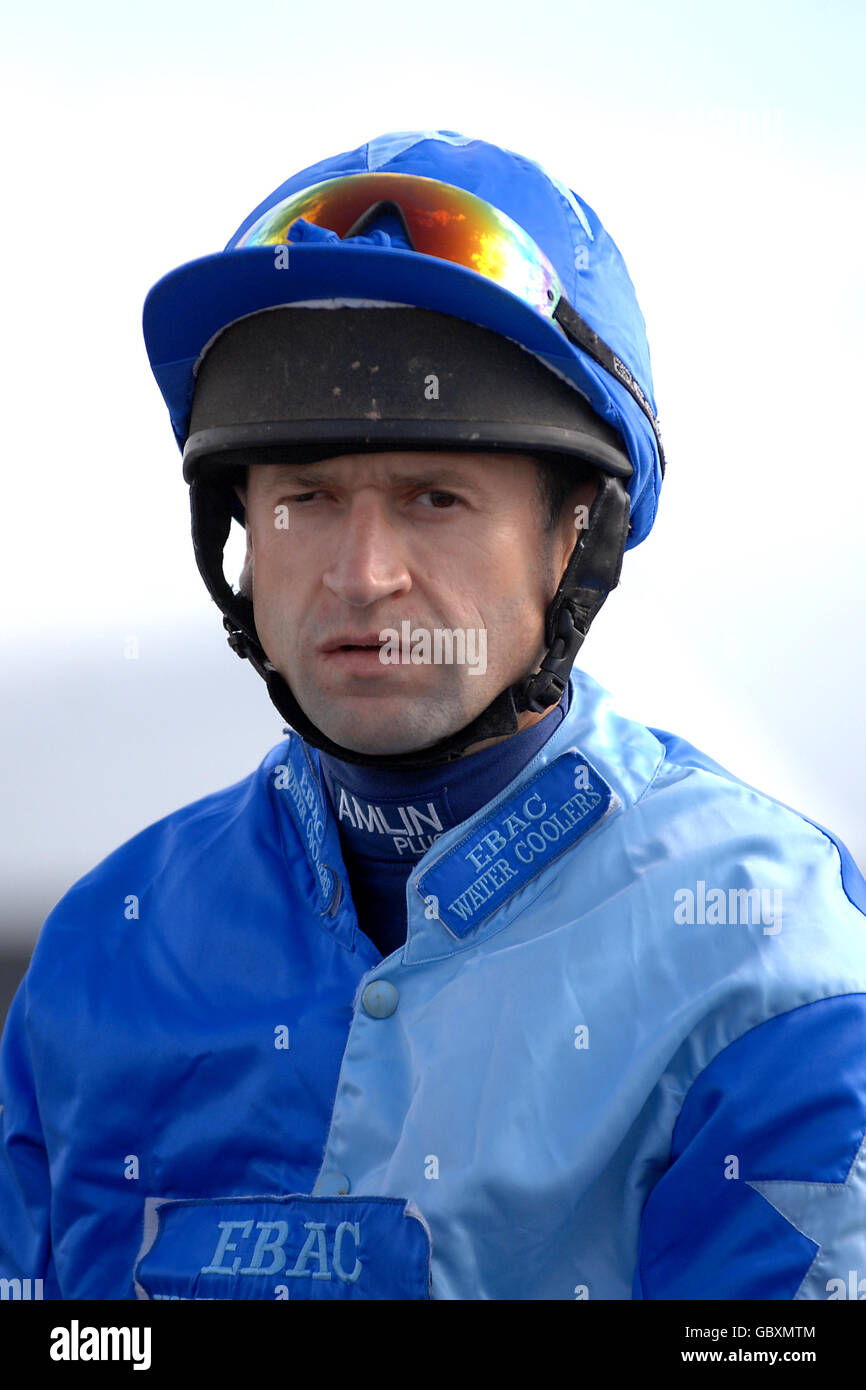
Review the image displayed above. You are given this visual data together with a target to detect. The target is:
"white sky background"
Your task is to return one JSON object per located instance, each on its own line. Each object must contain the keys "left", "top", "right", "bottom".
{"left": 1, "top": 0, "right": 864, "bottom": 944}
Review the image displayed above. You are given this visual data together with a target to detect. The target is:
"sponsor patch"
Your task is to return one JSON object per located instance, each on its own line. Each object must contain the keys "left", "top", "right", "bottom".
{"left": 134, "top": 1194, "right": 432, "bottom": 1301}
{"left": 329, "top": 779, "right": 455, "bottom": 861}
{"left": 416, "top": 748, "right": 616, "bottom": 938}
{"left": 273, "top": 738, "right": 342, "bottom": 913}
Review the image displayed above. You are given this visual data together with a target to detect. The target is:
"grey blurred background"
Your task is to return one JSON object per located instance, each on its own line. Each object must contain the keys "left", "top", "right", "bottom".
{"left": 2, "top": 0, "right": 865, "bottom": 1028}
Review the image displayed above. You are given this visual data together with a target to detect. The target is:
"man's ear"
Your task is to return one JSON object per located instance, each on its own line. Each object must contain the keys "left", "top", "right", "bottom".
{"left": 558, "top": 473, "right": 600, "bottom": 576}
{"left": 571, "top": 473, "right": 599, "bottom": 529}
{"left": 237, "top": 535, "right": 253, "bottom": 600}
{"left": 233, "top": 481, "right": 253, "bottom": 599}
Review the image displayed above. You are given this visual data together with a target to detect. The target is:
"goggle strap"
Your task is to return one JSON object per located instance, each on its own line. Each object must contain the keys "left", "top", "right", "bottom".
{"left": 553, "top": 298, "right": 666, "bottom": 477}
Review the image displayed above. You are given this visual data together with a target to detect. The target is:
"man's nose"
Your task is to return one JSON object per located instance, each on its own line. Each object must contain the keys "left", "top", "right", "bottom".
{"left": 321, "top": 498, "right": 412, "bottom": 607}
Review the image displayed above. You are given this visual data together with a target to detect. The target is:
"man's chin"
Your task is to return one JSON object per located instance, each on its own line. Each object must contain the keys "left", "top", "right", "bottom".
{"left": 281, "top": 669, "right": 508, "bottom": 757}
{"left": 297, "top": 695, "right": 479, "bottom": 758}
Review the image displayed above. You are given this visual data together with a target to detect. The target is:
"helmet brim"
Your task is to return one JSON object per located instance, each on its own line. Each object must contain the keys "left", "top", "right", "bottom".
{"left": 144, "top": 243, "right": 634, "bottom": 472}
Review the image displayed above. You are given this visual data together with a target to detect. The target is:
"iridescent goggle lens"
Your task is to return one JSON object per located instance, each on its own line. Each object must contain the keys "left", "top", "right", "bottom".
{"left": 235, "top": 171, "right": 563, "bottom": 319}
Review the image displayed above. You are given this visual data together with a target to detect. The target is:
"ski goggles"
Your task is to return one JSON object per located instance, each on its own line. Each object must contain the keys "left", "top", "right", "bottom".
{"left": 235, "top": 172, "right": 665, "bottom": 474}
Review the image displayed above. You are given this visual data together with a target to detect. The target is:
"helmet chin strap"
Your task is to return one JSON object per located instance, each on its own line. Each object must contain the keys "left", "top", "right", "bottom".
{"left": 190, "top": 472, "right": 631, "bottom": 771}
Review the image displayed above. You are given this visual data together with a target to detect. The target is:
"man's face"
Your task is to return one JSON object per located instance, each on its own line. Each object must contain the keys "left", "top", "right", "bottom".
{"left": 235, "top": 451, "right": 596, "bottom": 756}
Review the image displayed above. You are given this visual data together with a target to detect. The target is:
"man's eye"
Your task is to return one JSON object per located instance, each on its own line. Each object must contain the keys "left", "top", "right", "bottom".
{"left": 281, "top": 490, "right": 458, "bottom": 507}
{"left": 418, "top": 491, "right": 458, "bottom": 509}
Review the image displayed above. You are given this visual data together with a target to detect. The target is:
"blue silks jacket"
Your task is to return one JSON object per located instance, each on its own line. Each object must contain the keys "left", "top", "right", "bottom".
{"left": 2, "top": 667, "right": 866, "bottom": 1301}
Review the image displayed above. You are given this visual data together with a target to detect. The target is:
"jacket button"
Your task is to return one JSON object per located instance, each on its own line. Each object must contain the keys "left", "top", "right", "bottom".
{"left": 361, "top": 980, "right": 399, "bottom": 1018}
{"left": 313, "top": 1171, "right": 351, "bottom": 1196}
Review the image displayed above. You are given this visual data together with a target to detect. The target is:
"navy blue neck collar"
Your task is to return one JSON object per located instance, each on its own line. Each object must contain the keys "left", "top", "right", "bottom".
{"left": 318, "top": 681, "right": 572, "bottom": 866}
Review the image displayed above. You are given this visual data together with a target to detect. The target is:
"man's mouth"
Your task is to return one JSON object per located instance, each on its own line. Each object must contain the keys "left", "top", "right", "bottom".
{"left": 318, "top": 631, "right": 389, "bottom": 654}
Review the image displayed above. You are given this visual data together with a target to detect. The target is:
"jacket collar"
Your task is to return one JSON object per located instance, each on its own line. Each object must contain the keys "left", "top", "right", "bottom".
{"left": 273, "top": 667, "right": 664, "bottom": 960}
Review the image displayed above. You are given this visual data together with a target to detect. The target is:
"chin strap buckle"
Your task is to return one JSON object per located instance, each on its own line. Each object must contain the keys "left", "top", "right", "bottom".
{"left": 224, "top": 617, "right": 276, "bottom": 681}
{"left": 225, "top": 622, "right": 250, "bottom": 659}
{"left": 523, "top": 606, "right": 585, "bottom": 713}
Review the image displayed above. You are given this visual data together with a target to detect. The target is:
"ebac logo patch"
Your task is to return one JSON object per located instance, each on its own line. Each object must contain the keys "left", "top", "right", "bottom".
{"left": 417, "top": 748, "right": 617, "bottom": 937}
{"left": 134, "top": 1194, "right": 432, "bottom": 1300}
